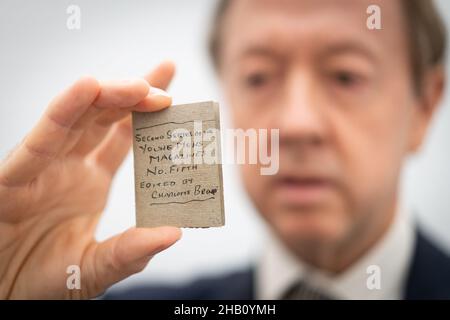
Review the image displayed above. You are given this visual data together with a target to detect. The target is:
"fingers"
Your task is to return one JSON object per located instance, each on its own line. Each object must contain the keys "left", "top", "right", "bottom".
{"left": 69, "top": 78, "right": 158, "bottom": 136}
{"left": 71, "top": 61, "right": 175, "bottom": 160}
{"left": 0, "top": 63, "right": 177, "bottom": 187}
{"left": 144, "top": 60, "right": 176, "bottom": 89}
{"left": 87, "top": 115, "right": 133, "bottom": 176}
{"left": 84, "top": 226, "right": 182, "bottom": 297}
{"left": 133, "top": 87, "right": 172, "bottom": 112}
{"left": 64, "top": 79, "right": 169, "bottom": 155}
{"left": 93, "top": 79, "right": 149, "bottom": 109}
{"left": 91, "top": 65, "right": 175, "bottom": 111}
{"left": 128, "top": 61, "right": 175, "bottom": 111}
{"left": 0, "top": 76, "right": 100, "bottom": 187}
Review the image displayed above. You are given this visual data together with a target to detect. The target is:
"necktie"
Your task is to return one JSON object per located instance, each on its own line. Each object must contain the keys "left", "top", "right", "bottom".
{"left": 281, "top": 280, "right": 335, "bottom": 300}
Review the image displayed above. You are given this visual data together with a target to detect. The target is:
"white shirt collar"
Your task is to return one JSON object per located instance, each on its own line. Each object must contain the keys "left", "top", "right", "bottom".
{"left": 256, "top": 205, "right": 415, "bottom": 300}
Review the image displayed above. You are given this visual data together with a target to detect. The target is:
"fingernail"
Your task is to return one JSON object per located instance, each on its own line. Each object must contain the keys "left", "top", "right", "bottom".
{"left": 149, "top": 87, "right": 171, "bottom": 98}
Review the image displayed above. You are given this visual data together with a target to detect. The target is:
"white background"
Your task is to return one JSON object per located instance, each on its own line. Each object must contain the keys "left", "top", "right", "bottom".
{"left": 0, "top": 0, "right": 449, "bottom": 291}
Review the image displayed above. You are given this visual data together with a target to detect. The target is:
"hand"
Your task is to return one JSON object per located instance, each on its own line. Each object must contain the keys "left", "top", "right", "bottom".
{"left": 0, "top": 62, "right": 182, "bottom": 299}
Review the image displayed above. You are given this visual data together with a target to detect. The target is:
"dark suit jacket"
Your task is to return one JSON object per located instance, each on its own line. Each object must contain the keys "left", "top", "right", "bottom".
{"left": 105, "top": 229, "right": 450, "bottom": 299}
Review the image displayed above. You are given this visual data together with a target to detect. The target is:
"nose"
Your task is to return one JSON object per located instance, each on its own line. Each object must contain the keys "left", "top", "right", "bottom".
{"left": 277, "top": 67, "right": 328, "bottom": 147}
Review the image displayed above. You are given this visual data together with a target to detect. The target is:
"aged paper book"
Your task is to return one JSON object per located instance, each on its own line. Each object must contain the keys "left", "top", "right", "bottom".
{"left": 132, "top": 101, "right": 225, "bottom": 228}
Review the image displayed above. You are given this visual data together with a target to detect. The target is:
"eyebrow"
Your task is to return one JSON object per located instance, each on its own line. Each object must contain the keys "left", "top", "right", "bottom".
{"left": 234, "top": 40, "right": 379, "bottom": 65}
{"left": 318, "top": 42, "right": 379, "bottom": 63}
{"left": 235, "top": 45, "right": 282, "bottom": 62}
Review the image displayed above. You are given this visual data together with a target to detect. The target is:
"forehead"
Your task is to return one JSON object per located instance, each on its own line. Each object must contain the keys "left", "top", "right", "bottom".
{"left": 221, "top": 0, "right": 408, "bottom": 63}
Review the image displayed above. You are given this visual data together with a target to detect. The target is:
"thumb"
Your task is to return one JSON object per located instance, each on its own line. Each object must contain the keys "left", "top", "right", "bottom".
{"left": 82, "top": 226, "right": 182, "bottom": 298}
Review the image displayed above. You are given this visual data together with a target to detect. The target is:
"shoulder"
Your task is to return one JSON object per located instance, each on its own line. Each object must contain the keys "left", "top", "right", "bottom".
{"left": 405, "top": 228, "right": 450, "bottom": 299}
{"left": 104, "top": 267, "right": 255, "bottom": 300}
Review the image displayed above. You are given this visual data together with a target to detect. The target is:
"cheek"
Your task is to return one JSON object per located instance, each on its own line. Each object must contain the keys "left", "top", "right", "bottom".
{"left": 226, "top": 82, "right": 278, "bottom": 129}
{"left": 334, "top": 100, "right": 412, "bottom": 209}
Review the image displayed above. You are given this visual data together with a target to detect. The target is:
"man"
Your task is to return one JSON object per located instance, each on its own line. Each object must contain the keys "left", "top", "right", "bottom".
{"left": 0, "top": 0, "right": 449, "bottom": 299}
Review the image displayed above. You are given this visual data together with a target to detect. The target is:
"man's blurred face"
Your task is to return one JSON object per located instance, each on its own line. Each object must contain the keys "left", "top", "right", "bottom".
{"left": 220, "top": 0, "right": 424, "bottom": 251}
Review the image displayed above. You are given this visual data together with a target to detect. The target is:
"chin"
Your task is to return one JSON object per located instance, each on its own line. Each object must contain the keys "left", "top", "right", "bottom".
{"left": 268, "top": 206, "right": 350, "bottom": 247}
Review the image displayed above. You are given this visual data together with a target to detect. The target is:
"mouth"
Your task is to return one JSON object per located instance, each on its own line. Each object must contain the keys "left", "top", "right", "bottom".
{"left": 273, "top": 175, "right": 336, "bottom": 206}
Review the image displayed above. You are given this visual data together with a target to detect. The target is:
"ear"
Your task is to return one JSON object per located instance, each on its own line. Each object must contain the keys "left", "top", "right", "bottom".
{"left": 408, "top": 66, "right": 445, "bottom": 153}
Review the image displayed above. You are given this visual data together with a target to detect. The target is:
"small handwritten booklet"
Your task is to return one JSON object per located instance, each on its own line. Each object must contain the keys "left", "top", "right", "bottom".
{"left": 132, "top": 101, "right": 225, "bottom": 228}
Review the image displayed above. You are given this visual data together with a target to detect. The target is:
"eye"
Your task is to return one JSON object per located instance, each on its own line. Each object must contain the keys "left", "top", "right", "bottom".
{"left": 245, "top": 72, "right": 270, "bottom": 88}
{"left": 333, "top": 71, "right": 362, "bottom": 87}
